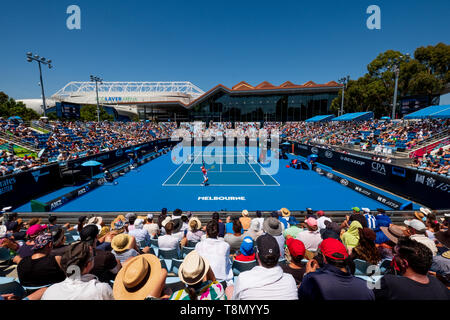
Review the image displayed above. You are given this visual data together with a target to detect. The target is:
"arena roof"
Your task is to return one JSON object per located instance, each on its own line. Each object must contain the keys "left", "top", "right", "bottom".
{"left": 50, "top": 80, "right": 343, "bottom": 110}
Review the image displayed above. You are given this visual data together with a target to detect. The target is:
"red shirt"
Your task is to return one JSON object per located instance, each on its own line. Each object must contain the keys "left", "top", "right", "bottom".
{"left": 201, "top": 167, "right": 207, "bottom": 174}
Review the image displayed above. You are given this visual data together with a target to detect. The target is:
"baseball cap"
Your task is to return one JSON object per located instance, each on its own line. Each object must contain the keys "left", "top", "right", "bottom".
{"left": 256, "top": 233, "right": 280, "bottom": 261}
{"left": 316, "top": 210, "right": 325, "bottom": 217}
{"left": 286, "top": 238, "right": 306, "bottom": 258}
{"left": 361, "top": 208, "right": 370, "bottom": 214}
{"left": 306, "top": 217, "right": 317, "bottom": 227}
{"left": 319, "top": 238, "right": 349, "bottom": 260}
{"left": 146, "top": 214, "right": 153, "bottom": 220}
{"left": 352, "top": 207, "right": 360, "bottom": 212}
{"left": 239, "top": 236, "right": 254, "bottom": 256}
{"left": 404, "top": 219, "right": 426, "bottom": 232}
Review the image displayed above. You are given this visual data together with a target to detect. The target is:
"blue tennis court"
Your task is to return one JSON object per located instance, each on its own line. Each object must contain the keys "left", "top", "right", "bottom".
{"left": 163, "top": 150, "right": 279, "bottom": 186}
{"left": 16, "top": 145, "right": 418, "bottom": 212}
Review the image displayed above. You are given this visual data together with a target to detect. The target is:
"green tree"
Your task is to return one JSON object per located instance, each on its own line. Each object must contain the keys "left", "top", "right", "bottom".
{"left": 80, "top": 105, "right": 114, "bottom": 121}
{"left": 0, "top": 92, "right": 40, "bottom": 120}
{"left": 330, "top": 43, "right": 450, "bottom": 118}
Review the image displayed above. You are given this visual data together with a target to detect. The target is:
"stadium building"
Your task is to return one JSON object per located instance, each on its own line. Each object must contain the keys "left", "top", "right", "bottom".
{"left": 21, "top": 80, "right": 342, "bottom": 122}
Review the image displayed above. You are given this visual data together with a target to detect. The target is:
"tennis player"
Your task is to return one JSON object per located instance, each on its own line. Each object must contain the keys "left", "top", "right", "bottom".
{"left": 201, "top": 165, "right": 209, "bottom": 186}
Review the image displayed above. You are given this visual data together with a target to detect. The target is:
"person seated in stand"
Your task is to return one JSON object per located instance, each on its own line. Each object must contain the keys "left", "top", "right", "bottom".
{"left": 128, "top": 218, "right": 151, "bottom": 248}
{"left": 298, "top": 238, "right": 375, "bottom": 300}
{"left": 41, "top": 241, "right": 114, "bottom": 300}
{"left": 224, "top": 218, "right": 245, "bottom": 255}
{"left": 111, "top": 233, "right": 142, "bottom": 265}
{"left": 14, "top": 224, "right": 48, "bottom": 263}
{"left": 170, "top": 251, "right": 227, "bottom": 300}
{"left": 234, "top": 236, "right": 256, "bottom": 262}
{"left": 231, "top": 234, "right": 298, "bottom": 300}
{"left": 143, "top": 214, "right": 160, "bottom": 239}
{"left": 374, "top": 237, "right": 450, "bottom": 300}
{"left": 17, "top": 233, "right": 66, "bottom": 288}
{"left": 404, "top": 219, "right": 438, "bottom": 256}
{"left": 195, "top": 220, "right": 234, "bottom": 287}
{"left": 282, "top": 237, "right": 306, "bottom": 288}
{"left": 186, "top": 217, "right": 204, "bottom": 243}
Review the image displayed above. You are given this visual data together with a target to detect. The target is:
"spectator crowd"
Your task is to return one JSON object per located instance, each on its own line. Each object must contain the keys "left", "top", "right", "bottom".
{"left": 0, "top": 206, "right": 448, "bottom": 300}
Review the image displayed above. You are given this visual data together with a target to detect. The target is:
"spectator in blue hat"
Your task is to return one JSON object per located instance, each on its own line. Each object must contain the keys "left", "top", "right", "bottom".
{"left": 235, "top": 236, "right": 255, "bottom": 262}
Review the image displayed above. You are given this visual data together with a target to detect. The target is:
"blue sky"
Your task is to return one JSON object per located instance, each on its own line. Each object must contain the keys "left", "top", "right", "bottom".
{"left": 0, "top": 0, "right": 449, "bottom": 102}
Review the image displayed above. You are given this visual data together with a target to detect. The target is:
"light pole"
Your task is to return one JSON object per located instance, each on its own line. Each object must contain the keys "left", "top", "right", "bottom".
{"left": 388, "top": 54, "right": 410, "bottom": 119}
{"left": 338, "top": 76, "right": 350, "bottom": 116}
{"left": 90, "top": 75, "right": 103, "bottom": 122}
{"left": 26, "top": 52, "right": 52, "bottom": 117}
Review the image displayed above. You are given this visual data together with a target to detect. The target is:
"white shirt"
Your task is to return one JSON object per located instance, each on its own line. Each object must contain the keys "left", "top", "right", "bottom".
{"left": 143, "top": 223, "right": 159, "bottom": 238}
{"left": 232, "top": 265, "right": 298, "bottom": 300}
{"left": 195, "top": 238, "right": 233, "bottom": 285}
{"left": 317, "top": 216, "right": 332, "bottom": 230}
{"left": 296, "top": 230, "right": 322, "bottom": 252}
{"left": 41, "top": 274, "right": 114, "bottom": 300}
{"left": 158, "top": 234, "right": 180, "bottom": 250}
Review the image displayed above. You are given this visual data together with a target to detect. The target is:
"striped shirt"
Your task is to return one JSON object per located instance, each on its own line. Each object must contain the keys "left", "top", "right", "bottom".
{"left": 364, "top": 214, "right": 377, "bottom": 230}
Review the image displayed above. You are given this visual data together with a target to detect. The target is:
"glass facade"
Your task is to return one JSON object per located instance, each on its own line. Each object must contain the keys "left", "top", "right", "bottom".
{"left": 188, "top": 91, "right": 337, "bottom": 122}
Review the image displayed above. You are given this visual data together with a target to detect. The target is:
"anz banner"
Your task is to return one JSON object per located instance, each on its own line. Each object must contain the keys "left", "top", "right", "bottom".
{"left": 0, "top": 164, "right": 62, "bottom": 209}
{"left": 290, "top": 141, "right": 450, "bottom": 210}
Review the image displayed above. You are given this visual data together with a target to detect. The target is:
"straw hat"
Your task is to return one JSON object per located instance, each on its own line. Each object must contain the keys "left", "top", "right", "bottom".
{"left": 111, "top": 215, "right": 126, "bottom": 229}
{"left": 442, "top": 251, "right": 450, "bottom": 259}
{"left": 280, "top": 208, "right": 290, "bottom": 217}
{"left": 111, "top": 233, "right": 132, "bottom": 253}
{"left": 380, "top": 225, "right": 406, "bottom": 244}
{"left": 188, "top": 217, "right": 202, "bottom": 231}
{"left": 178, "top": 251, "right": 210, "bottom": 286}
{"left": 414, "top": 211, "right": 425, "bottom": 220}
{"left": 113, "top": 254, "right": 162, "bottom": 300}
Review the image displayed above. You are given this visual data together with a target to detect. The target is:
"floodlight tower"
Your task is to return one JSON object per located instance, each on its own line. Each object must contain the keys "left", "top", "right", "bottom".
{"left": 90, "top": 75, "right": 103, "bottom": 122}
{"left": 26, "top": 52, "right": 53, "bottom": 116}
{"left": 338, "top": 75, "right": 350, "bottom": 117}
{"left": 388, "top": 54, "right": 410, "bottom": 119}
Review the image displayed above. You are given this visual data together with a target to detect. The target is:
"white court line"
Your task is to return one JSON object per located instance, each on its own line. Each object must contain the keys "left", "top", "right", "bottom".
{"left": 162, "top": 163, "right": 189, "bottom": 186}
{"left": 177, "top": 152, "right": 202, "bottom": 186}
{"left": 244, "top": 151, "right": 280, "bottom": 186}
{"left": 189, "top": 171, "right": 256, "bottom": 173}
{"left": 238, "top": 150, "right": 265, "bottom": 186}
{"left": 163, "top": 184, "right": 279, "bottom": 187}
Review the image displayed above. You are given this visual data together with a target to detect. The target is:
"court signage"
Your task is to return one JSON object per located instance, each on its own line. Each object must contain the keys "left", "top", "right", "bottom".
{"left": 292, "top": 142, "right": 450, "bottom": 209}
{"left": 198, "top": 196, "right": 246, "bottom": 201}
{"left": 371, "top": 162, "right": 386, "bottom": 175}
{"left": 340, "top": 156, "right": 365, "bottom": 166}
{"left": 1, "top": 164, "right": 62, "bottom": 210}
